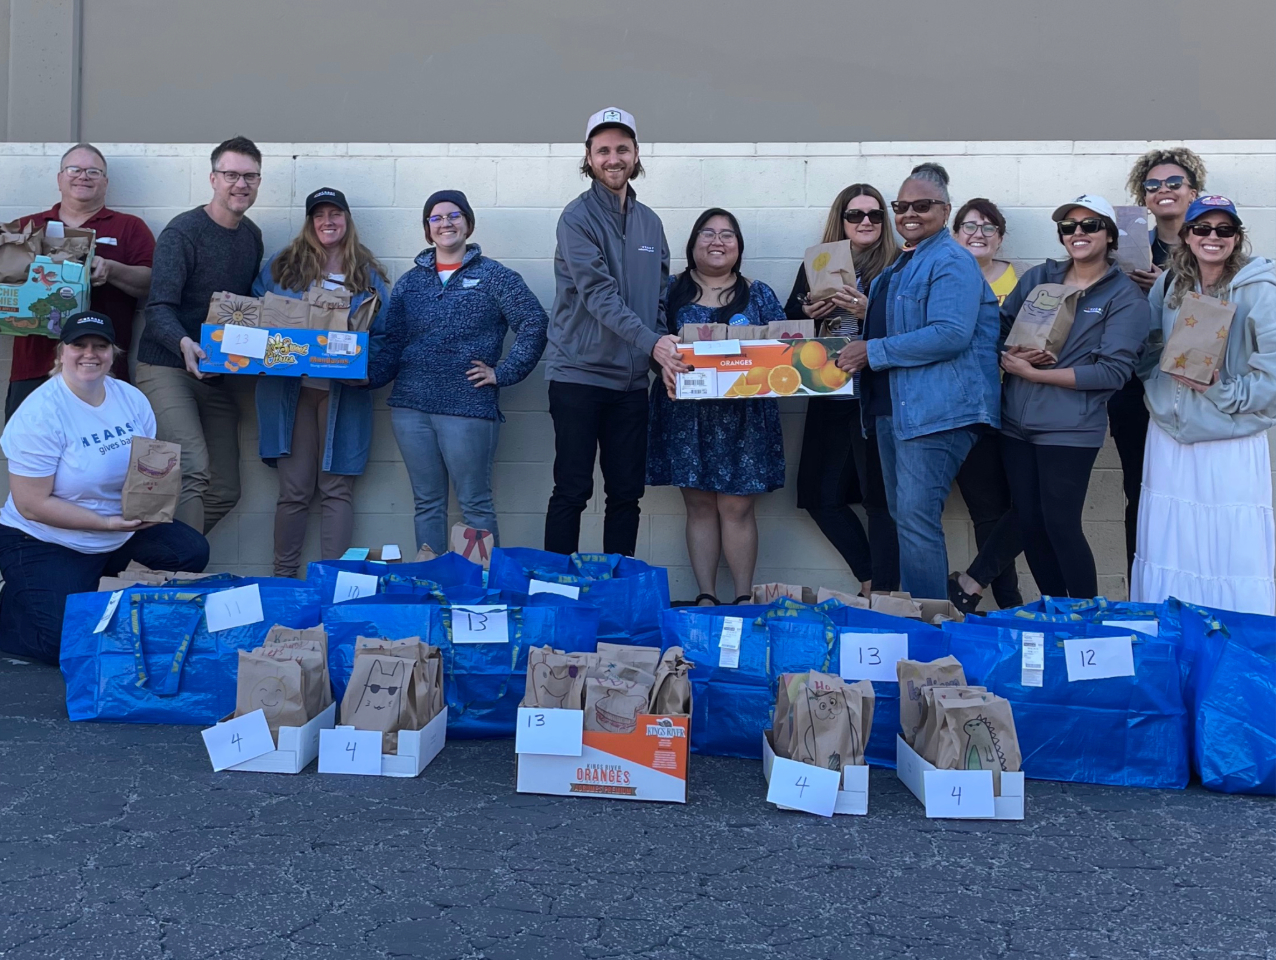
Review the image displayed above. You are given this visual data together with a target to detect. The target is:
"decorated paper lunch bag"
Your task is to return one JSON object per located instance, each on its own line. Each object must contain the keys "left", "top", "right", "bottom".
{"left": 306, "top": 551, "right": 484, "bottom": 606}
{"left": 487, "top": 547, "right": 670, "bottom": 647}
{"left": 61, "top": 578, "right": 322, "bottom": 725}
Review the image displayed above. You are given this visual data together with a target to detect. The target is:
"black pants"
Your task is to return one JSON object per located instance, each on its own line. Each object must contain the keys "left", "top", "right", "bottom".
{"left": 1000, "top": 436, "right": 1101, "bottom": 599}
{"left": 956, "top": 430, "right": 1023, "bottom": 608}
{"left": 544, "top": 381, "right": 648, "bottom": 556}
{"left": 1107, "top": 378, "right": 1149, "bottom": 575}
{"left": 4, "top": 377, "right": 47, "bottom": 423}
{"left": 795, "top": 397, "right": 898, "bottom": 589}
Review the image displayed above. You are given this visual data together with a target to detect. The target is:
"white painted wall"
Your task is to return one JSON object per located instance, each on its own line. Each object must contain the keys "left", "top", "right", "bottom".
{"left": 2, "top": 140, "right": 1273, "bottom": 603}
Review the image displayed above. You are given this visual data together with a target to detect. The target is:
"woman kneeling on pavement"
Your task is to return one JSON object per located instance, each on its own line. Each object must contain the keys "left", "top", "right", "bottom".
{"left": 0, "top": 312, "right": 209, "bottom": 664}
{"left": 1133, "top": 196, "right": 1276, "bottom": 614}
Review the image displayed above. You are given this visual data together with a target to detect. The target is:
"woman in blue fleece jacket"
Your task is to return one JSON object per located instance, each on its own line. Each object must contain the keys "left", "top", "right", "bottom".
{"left": 367, "top": 190, "right": 548, "bottom": 556}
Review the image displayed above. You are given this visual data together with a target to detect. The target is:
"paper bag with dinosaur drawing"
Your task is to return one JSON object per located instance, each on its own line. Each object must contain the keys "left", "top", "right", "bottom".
{"left": 932, "top": 695, "right": 1021, "bottom": 796}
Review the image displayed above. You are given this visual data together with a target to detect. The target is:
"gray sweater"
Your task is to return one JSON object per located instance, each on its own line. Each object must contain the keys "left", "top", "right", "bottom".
{"left": 138, "top": 206, "right": 263, "bottom": 368}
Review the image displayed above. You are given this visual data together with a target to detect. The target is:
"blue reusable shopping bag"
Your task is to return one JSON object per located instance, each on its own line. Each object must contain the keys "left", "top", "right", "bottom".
{"left": 306, "top": 552, "right": 484, "bottom": 606}
{"left": 487, "top": 547, "right": 670, "bottom": 646}
{"left": 60, "top": 578, "right": 322, "bottom": 725}
{"left": 941, "top": 618, "right": 1190, "bottom": 788}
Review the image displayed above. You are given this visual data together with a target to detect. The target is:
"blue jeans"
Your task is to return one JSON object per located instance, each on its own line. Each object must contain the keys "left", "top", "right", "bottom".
{"left": 0, "top": 520, "right": 210, "bottom": 665}
{"left": 875, "top": 416, "right": 978, "bottom": 600}
{"left": 391, "top": 407, "right": 500, "bottom": 556}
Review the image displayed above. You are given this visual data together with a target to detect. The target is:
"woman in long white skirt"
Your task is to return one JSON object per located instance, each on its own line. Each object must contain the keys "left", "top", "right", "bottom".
{"left": 1133, "top": 196, "right": 1276, "bottom": 615}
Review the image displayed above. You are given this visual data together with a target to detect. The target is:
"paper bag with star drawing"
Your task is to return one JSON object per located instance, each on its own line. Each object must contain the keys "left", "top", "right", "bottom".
{"left": 1159, "top": 291, "right": 1237, "bottom": 385}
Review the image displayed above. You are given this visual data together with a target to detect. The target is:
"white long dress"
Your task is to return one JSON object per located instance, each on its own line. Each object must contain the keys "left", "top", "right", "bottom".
{"left": 1131, "top": 419, "right": 1276, "bottom": 614}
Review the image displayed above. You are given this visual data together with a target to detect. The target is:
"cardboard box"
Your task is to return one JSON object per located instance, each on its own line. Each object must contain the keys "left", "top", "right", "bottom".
{"left": 317, "top": 707, "right": 449, "bottom": 778}
{"left": 0, "top": 234, "right": 96, "bottom": 337}
{"left": 198, "top": 323, "right": 369, "bottom": 379}
{"left": 761, "top": 731, "right": 868, "bottom": 815}
{"left": 220, "top": 702, "right": 337, "bottom": 774}
{"left": 870, "top": 591, "right": 963, "bottom": 624}
{"left": 674, "top": 337, "right": 856, "bottom": 400}
{"left": 895, "top": 735, "right": 1024, "bottom": 820}
{"left": 515, "top": 708, "right": 689, "bottom": 803}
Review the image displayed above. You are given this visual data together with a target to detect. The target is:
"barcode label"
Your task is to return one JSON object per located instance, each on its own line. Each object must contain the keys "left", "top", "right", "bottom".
{"left": 326, "top": 332, "right": 358, "bottom": 356}
{"left": 1021, "top": 631, "right": 1045, "bottom": 687}
{"left": 677, "top": 370, "right": 715, "bottom": 399}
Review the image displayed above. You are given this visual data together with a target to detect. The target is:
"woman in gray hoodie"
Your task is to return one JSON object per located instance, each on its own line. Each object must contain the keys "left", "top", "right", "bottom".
{"left": 1133, "top": 196, "right": 1276, "bottom": 615}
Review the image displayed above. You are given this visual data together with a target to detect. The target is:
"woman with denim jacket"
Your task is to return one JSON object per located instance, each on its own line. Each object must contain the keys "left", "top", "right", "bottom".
{"left": 253, "top": 187, "right": 390, "bottom": 577}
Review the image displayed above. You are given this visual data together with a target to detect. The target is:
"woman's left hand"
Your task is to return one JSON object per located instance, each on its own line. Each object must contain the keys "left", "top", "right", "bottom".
{"left": 1000, "top": 350, "right": 1041, "bottom": 381}
{"left": 829, "top": 285, "right": 867, "bottom": 320}
{"left": 1170, "top": 371, "right": 1218, "bottom": 393}
{"left": 466, "top": 360, "right": 497, "bottom": 388}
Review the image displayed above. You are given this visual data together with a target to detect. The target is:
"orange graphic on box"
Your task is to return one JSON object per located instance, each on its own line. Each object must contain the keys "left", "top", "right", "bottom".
{"left": 676, "top": 337, "right": 855, "bottom": 399}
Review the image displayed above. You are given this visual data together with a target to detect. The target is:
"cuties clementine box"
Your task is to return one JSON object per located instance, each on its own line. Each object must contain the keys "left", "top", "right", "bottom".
{"left": 674, "top": 337, "right": 856, "bottom": 400}
{"left": 198, "top": 324, "right": 368, "bottom": 379}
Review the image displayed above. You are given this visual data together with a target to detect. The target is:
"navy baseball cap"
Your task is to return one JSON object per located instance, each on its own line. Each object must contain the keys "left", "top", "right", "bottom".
{"left": 1184, "top": 195, "right": 1241, "bottom": 226}
{"left": 305, "top": 187, "right": 350, "bottom": 216}
{"left": 60, "top": 310, "right": 116, "bottom": 345}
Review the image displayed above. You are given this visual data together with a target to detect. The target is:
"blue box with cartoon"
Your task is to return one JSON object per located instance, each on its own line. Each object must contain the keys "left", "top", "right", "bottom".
{"left": 198, "top": 324, "right": 368, "bottom": 379}
{"left": 0, "top": 249, "right": 95, "bottom": 337}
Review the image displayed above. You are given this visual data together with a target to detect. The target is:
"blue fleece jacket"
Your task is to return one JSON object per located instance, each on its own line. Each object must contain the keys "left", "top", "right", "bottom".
{"left": 367, "top": 245, "right": 548, "bottom": 420}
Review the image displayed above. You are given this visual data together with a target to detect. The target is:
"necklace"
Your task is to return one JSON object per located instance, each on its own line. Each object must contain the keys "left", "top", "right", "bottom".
{"left": 692, "top": 270, "right": 735, "bottom": 291}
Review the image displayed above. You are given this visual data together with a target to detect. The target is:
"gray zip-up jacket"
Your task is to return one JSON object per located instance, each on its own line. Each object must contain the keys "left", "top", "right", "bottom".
{"left": 545, "top": 180, "right": 670, "bottom": 391}
{"left": 999, "top": 259, "right": 1150, "bottom": 447}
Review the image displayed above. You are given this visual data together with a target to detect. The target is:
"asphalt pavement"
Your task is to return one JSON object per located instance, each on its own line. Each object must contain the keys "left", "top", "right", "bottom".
{"left": 1, "top": 657, "right": 1272, "bottom": 960}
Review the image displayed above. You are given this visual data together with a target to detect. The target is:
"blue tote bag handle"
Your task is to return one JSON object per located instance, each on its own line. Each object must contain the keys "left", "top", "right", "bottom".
{"left": 127, "top": 590, "right": 206, "bottom": 696}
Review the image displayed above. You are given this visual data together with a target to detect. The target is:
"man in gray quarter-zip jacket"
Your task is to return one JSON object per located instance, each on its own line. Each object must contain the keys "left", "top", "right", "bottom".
{"left": 543, "top": 107, "right": 688, "bottom": 557}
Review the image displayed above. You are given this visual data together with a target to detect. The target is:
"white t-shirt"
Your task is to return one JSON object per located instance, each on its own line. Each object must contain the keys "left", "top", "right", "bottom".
{"left": 0, "top": 375, "right": 158, "bottom": 553}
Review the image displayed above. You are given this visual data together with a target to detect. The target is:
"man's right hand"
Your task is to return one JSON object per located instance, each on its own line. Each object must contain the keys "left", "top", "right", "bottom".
{"left": 652, "top": 334, "right": 693, "bottom": 376}
{"left": 179, "top": 336, "right": 207, "bottom": 379}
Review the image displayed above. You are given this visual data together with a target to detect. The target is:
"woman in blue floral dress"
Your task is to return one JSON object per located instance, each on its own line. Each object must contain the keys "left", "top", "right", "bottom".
{"left": 648, "top": 208, "right": 786, "bottom": 605}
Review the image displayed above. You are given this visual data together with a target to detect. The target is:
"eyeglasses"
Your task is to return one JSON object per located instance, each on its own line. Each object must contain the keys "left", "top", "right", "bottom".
{"left": 213, "top": 170, "right": 262, "bottom": 185}
{"left": 843, "top": 209, "right": 885, "bottom": 225}
{"left": 697, "top": 228, "right": 738, "bottom": 243}
{"left": 428, "top": 212, "right": 467, "bottom": 224}
{"left": 891, "top": 199, "right": 947, "bottom": 215}
{"left": 959, "top": 221, "right": 1000, "bottom": 237}
{"left": 61, "top": 165, "right": 105, "bottom": 181}
{"left": 1058, "top": 218, "right": 1107, "bottom": 235}
{"left": 1187, "top": 222, "right": 1239, "bottom": 238}
{"left": 1142, "top": 175, "right": 1187, "bottom": 193}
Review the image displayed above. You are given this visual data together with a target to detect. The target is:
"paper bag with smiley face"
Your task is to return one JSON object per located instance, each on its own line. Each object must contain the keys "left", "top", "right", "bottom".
{"left": 803, "top": 240, "right": 856, "bottom": 303}
{"left": 121, "top": 438, "right": 182, "bottom": 523}
{"left": 234, "top": 650, "right": 310, "bottom": 739}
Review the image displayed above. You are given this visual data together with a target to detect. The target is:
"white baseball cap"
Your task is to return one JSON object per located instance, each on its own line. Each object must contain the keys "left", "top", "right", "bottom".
{"left": 586, "top": 107, "right": 637, "bottom": 141}
{"left": 1052, "top": 194, "right": 1117, "bottom": 223}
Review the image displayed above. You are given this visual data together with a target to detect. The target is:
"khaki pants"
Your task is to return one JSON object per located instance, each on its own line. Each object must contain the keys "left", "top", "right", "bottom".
{"left": 135, "top": 362, "right": 241, "bottom": 534}
{"left": 274, "top": 387, "right": 355, "bottom": 577}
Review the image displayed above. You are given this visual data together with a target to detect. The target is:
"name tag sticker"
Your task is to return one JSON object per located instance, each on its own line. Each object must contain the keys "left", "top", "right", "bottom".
{"left": 1064, "top": 635, "right": 1136, "bottom": 682}
{"left": 692, "top": 339, "right": 742, "bottom": 356}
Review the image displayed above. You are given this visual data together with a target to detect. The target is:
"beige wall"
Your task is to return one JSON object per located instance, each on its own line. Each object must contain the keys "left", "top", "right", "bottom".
{"left": 1, "top": 139, "right": 1273, "bottom": 603}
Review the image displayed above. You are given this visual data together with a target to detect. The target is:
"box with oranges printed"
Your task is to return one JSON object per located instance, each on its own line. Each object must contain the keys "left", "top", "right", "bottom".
{"left": 674, "top": 337, "right": 855, "bottom": 400}
{"left": 198, "top": 324, "right": 368, "bottom": 379}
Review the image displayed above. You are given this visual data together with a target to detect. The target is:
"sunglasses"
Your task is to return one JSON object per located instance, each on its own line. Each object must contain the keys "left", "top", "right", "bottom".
{"left": 891, "top": 199, "right": 947, "bottom": 215}
{"left": 843, "top": 209, "right": 885, "bottom": 224}
{"left": 367, "top": 685, "right": 400, "bottom": 695}
{"left": 959, "top": 221, "right": 1000, "bottom": 237}
{"left": 1142, "top": 175, "right": 1187, "bottom": 193}
{"left": 1187, "top": 222, "right": 1239, "bottom": 238}
{"left": 1058, "top": 218, "right": 1108, "bottom": 236}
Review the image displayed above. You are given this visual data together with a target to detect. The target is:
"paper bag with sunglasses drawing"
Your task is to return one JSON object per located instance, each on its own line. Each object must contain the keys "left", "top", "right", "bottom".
{"left": 1003, "top": 283, "right": 1083, "bottom": 361}
{"left": 803, "top": 240, "right": 856, "bottom": 303}
{"left": 1159, "top": 290, "right": 1236, "bottom": 385}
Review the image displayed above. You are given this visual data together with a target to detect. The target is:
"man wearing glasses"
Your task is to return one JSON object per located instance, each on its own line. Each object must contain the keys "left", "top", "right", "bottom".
{"left": 135, "top": 136, "right": 264, "bottom": 535}
{"left": 4, "top": 144, "right": 155, "bottom": 421}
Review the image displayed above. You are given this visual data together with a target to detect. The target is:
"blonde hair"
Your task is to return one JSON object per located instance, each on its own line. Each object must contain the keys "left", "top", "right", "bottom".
{"left": 818, "top": 183, "right": 899, "bottom": 290}
{"left": 1126, "top": 147, "right": 1207, "bottom": 204}
{"left": 1166, "top": 222, "right": 1251, "bottom": 309}
{"left": 271, "top": 210, "right": 387, "bottom": 294}
{"left": 50, "top": 341, "right": 123, "bottom": 377}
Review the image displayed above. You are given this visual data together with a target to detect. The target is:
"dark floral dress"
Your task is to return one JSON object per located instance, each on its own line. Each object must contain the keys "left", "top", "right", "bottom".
{"left": 646, "top": 279, "right": 787, "bottom": 494}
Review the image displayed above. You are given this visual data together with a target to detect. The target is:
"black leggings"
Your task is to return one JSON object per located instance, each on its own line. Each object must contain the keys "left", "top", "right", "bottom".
{"left": 1000, "top": 436, "right": 1100, "bottom": 599}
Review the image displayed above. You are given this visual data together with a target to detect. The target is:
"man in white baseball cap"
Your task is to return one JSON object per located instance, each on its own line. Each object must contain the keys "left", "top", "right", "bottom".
{"left": 585, "top": 107, "right": 637, "bottom": 141}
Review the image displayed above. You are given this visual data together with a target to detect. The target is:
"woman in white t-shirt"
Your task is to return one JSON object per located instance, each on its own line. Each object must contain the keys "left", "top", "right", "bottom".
{"left": 0, "top": 311, "right": 209, "bottom": 664}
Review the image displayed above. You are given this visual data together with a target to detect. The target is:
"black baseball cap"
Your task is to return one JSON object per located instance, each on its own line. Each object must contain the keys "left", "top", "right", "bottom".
{"left": 305, "top": 187, "right": 350, "bottom": 216}
{"left": 60, "top": 310, "right": 116, "bottom": 345}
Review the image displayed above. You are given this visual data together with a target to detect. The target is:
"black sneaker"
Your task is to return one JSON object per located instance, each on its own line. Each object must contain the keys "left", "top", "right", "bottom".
{"left": 947, "top": 573, "right": 983, "bottom": 616}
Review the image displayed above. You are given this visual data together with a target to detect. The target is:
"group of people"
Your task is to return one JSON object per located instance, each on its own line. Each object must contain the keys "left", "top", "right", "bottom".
{"left": 1, "top": 113, "right": 1273, "bottom": 665}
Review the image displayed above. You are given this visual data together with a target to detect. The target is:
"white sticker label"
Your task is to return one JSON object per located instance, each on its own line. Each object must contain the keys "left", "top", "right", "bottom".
{"left": 340, "top": 547, "right": 370, "bottom": 560}
{"left": 326, "top": 331, "right": 359, "bottom": 356}
{"left": 528, "top": 579, "right": 581, "bottom": 600}
{"left": 45, "top": 220, "right": 65, "bottom": 239}
{"left": 1021, "top": 631, "right": 1045, "bottom": 688}
{"left": 924, "top": 770, "right": 996, "bottom": 818}
{"left": 221, "top": 325, "right": 269, "bottom": 360}
{"left": 452, "top": 605, "right": 510, "bottom": 644}
{"left": 204, "top": 584, "right": 264, "bottom": 633}
{"left": 676, "top": 370, "right": 716, "bottom": 399}
{"left": 766, "top": 757, "right": 841, "bottom": 817}
{"left": 333, "top": 570, "right": 379, "bottom": 604}
{"left": 94, "top": 590, "right": 124, "bottom": 634}
{"left": 379, "top": 544, "right": 402, "bottom": 561}
{"left": 718, "top": 645, "right": 740, "bottom": 669}
{"left": 839, "top": 632, "right": 908, "bottom": 683}
{"left": 1065, "top": 635, "right": 1136, "bottom": 682}
{"left": 515, "top": 707, "right": 584, "bottom": 756}
{"left": 691, "top": 339, "right": 742, "bottom": 356}
{"left": 318, "top": 727, "right": 384, "bottom": 775}
{"left": 719, "top": 616, "right": 744, "bottom": 650}
{"left": 1102, "top": 618, "right": 1159, "bottom": 637}
{"left": 201, "top": 710, "right": 275, "bottom": 771}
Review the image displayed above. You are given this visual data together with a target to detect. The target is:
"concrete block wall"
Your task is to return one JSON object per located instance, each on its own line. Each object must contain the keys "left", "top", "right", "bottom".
{"left": 2, "top": 140, "right": 1274, "bottom": 603}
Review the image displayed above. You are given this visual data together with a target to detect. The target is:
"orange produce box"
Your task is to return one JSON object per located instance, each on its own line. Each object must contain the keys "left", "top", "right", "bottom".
{"left": 674, "top": 337, "right": 856, "bottom": 400}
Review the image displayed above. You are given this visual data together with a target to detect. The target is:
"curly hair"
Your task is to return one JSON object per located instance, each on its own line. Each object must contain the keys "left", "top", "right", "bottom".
{"left": 1126, "top": 147, "right": 1207, "bottom": 204}
{"left": 1166, "top": 222, "right": 1251, "bottom": 309}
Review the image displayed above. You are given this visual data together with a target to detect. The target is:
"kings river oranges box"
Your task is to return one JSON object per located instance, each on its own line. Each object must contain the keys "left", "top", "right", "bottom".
{"left": 674, "top": 337, "right": 856, "bottom": 400}
{"left": 515, "top": 707, "right": 690, "bottom": 803}
{"left": 198, "top": 324, "right": 369, "bottom": 379}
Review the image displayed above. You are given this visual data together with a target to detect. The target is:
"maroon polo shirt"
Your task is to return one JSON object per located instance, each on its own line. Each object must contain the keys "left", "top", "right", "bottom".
{"left": 12, "top": 204, "right": 156, "bottom": 382}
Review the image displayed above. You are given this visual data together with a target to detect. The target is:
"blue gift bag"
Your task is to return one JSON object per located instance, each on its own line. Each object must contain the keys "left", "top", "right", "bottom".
{"left": 306, "top": 552, "right": 484, "bottom": 605}
{"left": 61, "top": 578, "right": 322, "bottom": 725}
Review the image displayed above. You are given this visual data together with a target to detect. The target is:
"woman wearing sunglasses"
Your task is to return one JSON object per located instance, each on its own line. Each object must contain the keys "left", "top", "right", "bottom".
{"left": 998, "top": 195, "right": 1149, "bottom": 599}
{"left": 784, "top": 184, "right": 900, "bottom": 596}
{"left": 1133, "top": 197, "right": 1276, "bottom": 614}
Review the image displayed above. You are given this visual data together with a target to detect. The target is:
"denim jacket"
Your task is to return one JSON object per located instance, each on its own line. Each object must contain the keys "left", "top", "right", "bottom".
{"left": 865, "top": 230, "right": 1001, "bottom": 439}
{"left": 252, "top": 256, "right": 391, "bottom": 475}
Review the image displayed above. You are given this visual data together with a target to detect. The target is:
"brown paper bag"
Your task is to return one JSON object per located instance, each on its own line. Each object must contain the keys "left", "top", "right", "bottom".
{"left": 121, "top": 438, "right": 181, "bottom": 523}
{"left": 678, "top": 323, "right": 730, "bottom": 344}
{"left": 870, "top": 591, "right": 923, "bottom": 619}
{"left": 262, "top": 625, "right": 332, "bottom": 718}
{"left": 450, "top": 522, "right": 494, "bottom": 568}
{"left": 1159, "top": 290, "right": 1237, "bottom": 385}
{"left": 763, "top": 319, "right": 816, "bottom": 340}
{"left": 803, "top": 240, "right": 856, "bottom": 302}
{"left": 583, "top": 677, "right": 648, "bottom": 734}
{"left": 341, "top": 652, "right": 425, "bottom": 752}
{"left": 786, "top": 671, "right": 865, "bottom": 772}
{"left": 348, "top": 291, "right": 381, "bottom": 333}
{"left": 304, "top": 284, "right": 351, "bottom": 331}
{"left": 524, "top": 646, "right": 595, "bottom": 709}
{"left": 1114, "top": 206, "right": 1153, "bottom": 274}
{"left": 896, "top": 656, "right": 968, "bottom": 746}
{"left": 261, "top": 291, "right": 310, "bottom": 329}
{"left": 235, "top": 650, "right": 310, "bottom": 738}
{"left": 0, "top": 221, "right": 42, "bottom": 283}
{"left": 816, "top": 586, "right": 870, "bottom": 609}
{"left": 414, "top": 543, "right": 439, "bottom": 563}
{"left": 207, "top": 291, "right": 263, "bottom": 327}
{"left": 1003, "top": 283, "right": 1083, "bottom": 360}
{"left": 752, "top": 583, "right": 816, "bottom": 605}
{"left": 914, "top": 686, "right": 990, "bottom": 763}
{"left": 648, "top": 646, "right": 692, "bottom": 715}
{"left": 932, "top": 695, "right": 1022, "bottom": 796}
{"left": 595, "top": 642, "right": 662, "bottom": 674}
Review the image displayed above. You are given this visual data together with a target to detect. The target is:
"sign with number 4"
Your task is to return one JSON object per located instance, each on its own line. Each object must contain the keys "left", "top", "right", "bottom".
{"left": 924, "top": 770, "right": 996, "bottom": 818}
{"left": 318, "top": 726, "right": 384, "bottom": 775}
{"left": 201, "top": 710, "right": 275, "bottom": 771}
{"left": 766, "top": 757, "right": 841, "bottom": 817}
